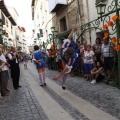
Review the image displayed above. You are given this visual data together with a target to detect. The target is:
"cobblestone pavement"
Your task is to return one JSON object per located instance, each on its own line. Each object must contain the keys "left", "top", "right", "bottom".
{"left": 0, "top": 64, "right": 48, "bottom": 120}
{"left": 0, "top": 62, "right": 120, "bottom": 120}
{"left": 45, "top": 66, "right": 120, "bottom": 119}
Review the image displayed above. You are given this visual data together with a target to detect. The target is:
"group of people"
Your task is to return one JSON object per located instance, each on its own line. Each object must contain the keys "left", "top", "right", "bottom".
{"left": 0, "top": 46, "right": 21, "bottom": 101}
{"left": 30, "top": 24, "right": 116, "bottom": 92}
{"left": 0, "top": 25, "right": 115, "bottom": 101}
{"left": 44, "top": 25, "right": 115, "bottom": 89}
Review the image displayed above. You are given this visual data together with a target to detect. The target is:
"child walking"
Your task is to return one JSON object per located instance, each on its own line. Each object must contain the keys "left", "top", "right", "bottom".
{"left": 33, "top": 45, "right": 46, "bottom": 86}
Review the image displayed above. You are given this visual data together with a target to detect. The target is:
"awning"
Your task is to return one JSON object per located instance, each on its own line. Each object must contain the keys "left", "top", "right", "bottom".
{"left": 0, "top": 0, "right": 17, "bottom": 25}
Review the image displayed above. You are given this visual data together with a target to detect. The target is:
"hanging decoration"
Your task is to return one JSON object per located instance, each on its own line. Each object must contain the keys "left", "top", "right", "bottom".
{"left": 103, "top": 15, "right": 120, "bottom": 51}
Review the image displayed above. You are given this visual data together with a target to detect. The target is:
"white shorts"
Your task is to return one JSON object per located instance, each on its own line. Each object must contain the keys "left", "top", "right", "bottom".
{"left": 65, "top": 65, "right": 72, "bottom": 73}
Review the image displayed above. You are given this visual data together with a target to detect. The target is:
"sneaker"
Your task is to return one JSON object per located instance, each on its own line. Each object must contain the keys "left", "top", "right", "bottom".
{"left": 90, "top": 80, "right": 96, "bottom": 84}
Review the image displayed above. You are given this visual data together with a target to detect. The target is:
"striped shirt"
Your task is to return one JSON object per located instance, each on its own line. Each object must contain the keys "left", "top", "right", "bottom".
{"left": 101, "top": 43, "right": 114, "bottom": 57}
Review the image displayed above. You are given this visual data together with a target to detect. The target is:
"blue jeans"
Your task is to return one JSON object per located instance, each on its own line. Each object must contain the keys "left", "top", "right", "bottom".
{"left": 84, "top": 63, "right": 93, "bottom": 74}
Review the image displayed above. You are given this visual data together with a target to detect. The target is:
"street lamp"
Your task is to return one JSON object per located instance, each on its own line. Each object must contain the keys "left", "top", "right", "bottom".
{"left": 51, "top": 27, "right": 55, "bottom": 33}
{"left": 96, "top": 2, "right": 106, "bottom": 15}
{"left": 53, "top": 30, "right": 58, "bottom": 37}
{"left": 96, "top": 2, "right": 106, "bottom": 21}
{"left": 49, "top": 33, "right": 53, "bottom": 40}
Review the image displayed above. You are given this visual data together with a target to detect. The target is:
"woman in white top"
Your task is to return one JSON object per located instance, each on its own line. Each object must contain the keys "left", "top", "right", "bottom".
{"left": 0, "top": 48, "right": 10, "bottom": 96}
{"left": 83, "top": 45, "right": 95, "bottom": 81}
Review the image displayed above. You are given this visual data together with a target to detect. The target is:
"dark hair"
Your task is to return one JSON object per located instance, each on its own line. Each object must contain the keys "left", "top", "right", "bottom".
{"left": 96, "top": 61, "right": 103, "bottom": 67}
{"left": 34, "top": 45, "right": 39, "bottom": 51}
{"left": 96, "top": 38, "right": 101, "bottom": 44}
{"left": 65, "top": 47, "right": 74, "bottom": 57}
{"left": 87, "top": 45, "right": 91, "bottom": 48}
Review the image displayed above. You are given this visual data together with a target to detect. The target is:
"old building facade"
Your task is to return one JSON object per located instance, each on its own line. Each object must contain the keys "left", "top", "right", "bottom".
{"left": 81, "top": 0, "right": 116, "bottom": 45}
{"left": 48, "top": 0, "right": 87, "bottom": 47}
{"left": 31, "top": 0, "right": 116, "bottom": 47}
{"left": 31, "top": 0, "right": 53, "bottom": 48}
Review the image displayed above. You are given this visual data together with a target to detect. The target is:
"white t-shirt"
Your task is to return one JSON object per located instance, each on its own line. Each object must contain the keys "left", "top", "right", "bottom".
{"left": 0, "top": 54, "right": 8, "bottom": 71}
{"left": 84, "top": 51, "right": 94, "bottom": 64}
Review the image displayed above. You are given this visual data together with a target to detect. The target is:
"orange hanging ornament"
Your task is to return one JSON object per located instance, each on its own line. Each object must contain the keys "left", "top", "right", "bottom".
{"left": 111, "top": 37, "right": 117, "bottom": 44}
{"left": 103, "top": 24, "right": 108, "bottom": 30}
{"left": 108, "top": 21, "right": 114, "bottom": 27}
{"left": 114, "top": 45, "right": 120, "bottom": 51}
{"left": 118, "top": 45, "right": 120, "bottom": 50}
{"left": 119, "top": 38, "right": 120, "bottom": 44}
{"left": 114, "top": 46, "right": 118, "bottom": 51}
{"left": 112, "top": 15, "right": 118, "bottom": 21}
{"left": 104, "top": 32, "right": 109, "bottom": 38}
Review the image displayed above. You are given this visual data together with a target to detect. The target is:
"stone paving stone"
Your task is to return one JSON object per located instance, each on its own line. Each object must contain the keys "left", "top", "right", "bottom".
{"left": 45, "top": 68, "right": 120, "bottom": 119}
{"left": 28, "top": 67, "right": 89, "bottom": 120}
{"left": 27, "top": 62, "right": 120, "bottom": 119}
{"left": 0, "top": 65, "right": 48, "bottom": 120}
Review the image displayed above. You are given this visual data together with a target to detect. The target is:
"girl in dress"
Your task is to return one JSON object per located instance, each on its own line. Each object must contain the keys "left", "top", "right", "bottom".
{"left": 53, "top": 25, "right": 77, "bottom": 90}
{"left": 53, "top": 47, "right": 75, "bottom": 90}
{"left": 33, "top": 45, "right": 46, "bottom": 86}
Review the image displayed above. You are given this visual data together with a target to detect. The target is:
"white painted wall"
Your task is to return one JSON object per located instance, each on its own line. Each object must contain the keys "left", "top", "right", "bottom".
{"left": 83, "top": 0, "right": 117, "bottom": 45}
{"left": 33, "top": 0, "right": 53, "bottom": 47}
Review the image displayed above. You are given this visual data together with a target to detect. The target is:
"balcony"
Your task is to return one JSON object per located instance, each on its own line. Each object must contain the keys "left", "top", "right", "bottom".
{"left": 48, "top": 0, "right": 67, "bottom": 13}
{"left": 0, "top": 0, "right": 17, "bottom": 25}
{"left": 0, "top": 10, "right": 5, "bottom": 24}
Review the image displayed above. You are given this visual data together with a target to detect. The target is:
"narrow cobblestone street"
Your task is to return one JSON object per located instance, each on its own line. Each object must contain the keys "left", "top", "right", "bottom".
{"left": 0, "top": 62, "right": 120, "bottom": 120}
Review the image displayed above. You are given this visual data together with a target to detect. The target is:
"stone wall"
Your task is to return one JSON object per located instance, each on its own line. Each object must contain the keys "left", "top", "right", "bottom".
{"left": 52, "top": 0, "right": 78, "bottom": 33}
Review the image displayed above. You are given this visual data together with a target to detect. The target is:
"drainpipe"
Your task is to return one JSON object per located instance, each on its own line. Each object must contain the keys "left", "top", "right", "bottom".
{"left": 86, "top": 0, "right": 91, "bottom": 44}
{"left": 76, "top": 0, "right": 84, "bottom": 42}
{"left": 76, "top": 0, "right": 82, "bottom": 27}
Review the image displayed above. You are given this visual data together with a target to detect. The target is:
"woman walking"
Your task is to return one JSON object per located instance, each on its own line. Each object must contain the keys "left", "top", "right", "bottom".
{"left": 33, "top": 45, "right": 46, "bottom": 86}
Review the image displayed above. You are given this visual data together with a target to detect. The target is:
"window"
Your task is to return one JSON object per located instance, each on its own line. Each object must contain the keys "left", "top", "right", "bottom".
{"left": 60, "top": 17, "right": 67, "bottom": 32}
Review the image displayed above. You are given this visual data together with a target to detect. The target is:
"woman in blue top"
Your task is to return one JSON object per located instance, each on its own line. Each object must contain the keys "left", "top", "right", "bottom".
{"left": 33, "top": 45, "right": 46, "bottom": 86}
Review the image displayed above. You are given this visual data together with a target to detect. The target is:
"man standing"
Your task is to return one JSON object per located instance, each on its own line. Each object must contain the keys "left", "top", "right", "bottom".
{"left": 8, "top": 46, "right": 21, "bottom": 89}
{"left": 101, "top": 37, "right": 114, "bottom": 83}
